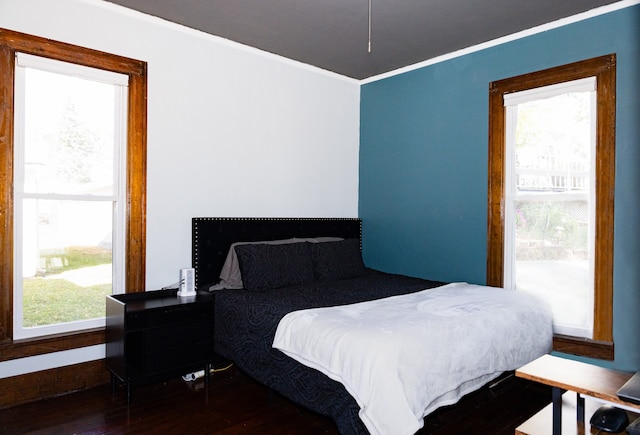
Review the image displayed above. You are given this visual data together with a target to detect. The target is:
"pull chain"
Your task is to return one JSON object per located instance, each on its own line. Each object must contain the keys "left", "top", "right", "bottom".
{"left": 368, "top": 0, "right": 372, "bottom": 53}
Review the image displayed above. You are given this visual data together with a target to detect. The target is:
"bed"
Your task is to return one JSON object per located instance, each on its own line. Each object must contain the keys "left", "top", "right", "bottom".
{"left": 192, "top": 217, "right": 552, "bottom": 435}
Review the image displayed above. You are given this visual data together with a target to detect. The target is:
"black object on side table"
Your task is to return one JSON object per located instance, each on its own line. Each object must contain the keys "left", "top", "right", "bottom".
{"left": 105, "top": 289, "right": 214, "bottom": 404}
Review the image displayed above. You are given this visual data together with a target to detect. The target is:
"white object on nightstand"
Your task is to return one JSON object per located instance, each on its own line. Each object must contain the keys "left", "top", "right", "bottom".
{"left": 178, "top": 268, "right": 196, "bottom": 297}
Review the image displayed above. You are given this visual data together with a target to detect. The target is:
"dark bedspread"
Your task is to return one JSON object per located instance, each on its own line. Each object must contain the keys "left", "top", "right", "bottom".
{"left": 213, "top": 269, "right": 445, "bottom": 435}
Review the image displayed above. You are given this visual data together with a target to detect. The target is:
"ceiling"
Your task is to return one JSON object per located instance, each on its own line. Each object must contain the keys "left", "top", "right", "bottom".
{"left": 106, "top": 0, "right": 621, "bottom": 80}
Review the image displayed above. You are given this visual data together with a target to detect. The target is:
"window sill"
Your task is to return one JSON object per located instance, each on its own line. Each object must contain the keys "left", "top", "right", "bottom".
{"left": 553, "top": 334, "right": 614, "bottom": 360}
{"left": 0, "top": 328, "right": 105, "bottom": 362}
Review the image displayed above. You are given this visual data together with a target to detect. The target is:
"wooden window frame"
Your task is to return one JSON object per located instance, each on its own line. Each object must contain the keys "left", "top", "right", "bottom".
{"left": 487, "top": 54, "right": 616, "bottom": 360}
{"left": 0, "top": 28, "right": 146, "bottom": 360}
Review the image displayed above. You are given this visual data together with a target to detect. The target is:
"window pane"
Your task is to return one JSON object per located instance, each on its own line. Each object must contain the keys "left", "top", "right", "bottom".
{"left": 21, "top": 199, "right": 112, "bottom": 328}
{"left": 23, "top": 67, "right": 115, "bottom": 196}
{"left": 514, "top": 199, "right": 591, "bottom": 335}
{"left": 511, "top": 91, "right": 593, "bottom": 338}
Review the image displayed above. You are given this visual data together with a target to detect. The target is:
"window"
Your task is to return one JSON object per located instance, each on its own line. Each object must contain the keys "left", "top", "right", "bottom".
{"left": 487, "top": 54, "right": 616, "bottom": 359}
{"left": 0, "top": 29, "right": 146, "bottom": 352}
{"left": 13, "top": 54, "right": 129, "bottom": 338}
{"left": 503, "top": 77, "right": 597, "bottom": 339}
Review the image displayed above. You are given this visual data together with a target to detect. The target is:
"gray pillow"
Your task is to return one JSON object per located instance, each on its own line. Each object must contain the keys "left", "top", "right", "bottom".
{"left": 234, "top": 242, "right": 315, "bottom": 291}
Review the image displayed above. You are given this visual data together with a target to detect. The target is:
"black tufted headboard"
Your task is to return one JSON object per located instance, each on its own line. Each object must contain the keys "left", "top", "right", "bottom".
{"left": 191, "top": 217, "right": 362, "bottom": 289}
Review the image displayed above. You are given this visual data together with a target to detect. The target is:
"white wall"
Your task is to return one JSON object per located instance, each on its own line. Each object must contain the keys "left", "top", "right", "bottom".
{"left": 0, "top": 0, "right": 360, "bottom": 376}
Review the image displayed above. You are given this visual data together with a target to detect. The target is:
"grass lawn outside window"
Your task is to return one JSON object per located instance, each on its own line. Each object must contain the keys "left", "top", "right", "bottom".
{"left": 22, "top": 246, "right": 111, "bottom": 327}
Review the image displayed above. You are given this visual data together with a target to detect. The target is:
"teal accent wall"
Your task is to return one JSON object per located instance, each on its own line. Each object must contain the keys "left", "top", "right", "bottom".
{"left": 359, "top": 5, "right": 640, "bottom": 369}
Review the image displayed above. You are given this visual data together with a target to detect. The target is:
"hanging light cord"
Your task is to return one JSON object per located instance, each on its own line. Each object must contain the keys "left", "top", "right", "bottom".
{"left": 368, "top": 0, "right": 372, "bottom": 53}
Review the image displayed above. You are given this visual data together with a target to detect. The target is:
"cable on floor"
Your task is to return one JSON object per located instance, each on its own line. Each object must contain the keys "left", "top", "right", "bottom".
{"left": 182, "top": 363, "right": 234, "bottom": 381}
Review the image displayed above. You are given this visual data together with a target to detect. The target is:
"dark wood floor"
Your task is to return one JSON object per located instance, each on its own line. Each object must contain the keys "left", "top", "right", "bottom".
{"left": 0, "top": 365, "right": 551, "bottom": 434}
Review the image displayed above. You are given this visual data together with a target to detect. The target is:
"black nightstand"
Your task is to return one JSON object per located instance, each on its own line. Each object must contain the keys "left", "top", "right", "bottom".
{"left": 105, "top": 289, "right": 214, "bottom": 404}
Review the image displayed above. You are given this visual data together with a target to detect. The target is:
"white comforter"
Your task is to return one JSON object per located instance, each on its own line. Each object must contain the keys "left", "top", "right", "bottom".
{"left": 272, "top": 282, "right": 552, "bottom": 435}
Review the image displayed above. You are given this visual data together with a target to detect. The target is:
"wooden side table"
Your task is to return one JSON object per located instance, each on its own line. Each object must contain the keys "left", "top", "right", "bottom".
{"left": 515, "top": 354, "right": 640, "bottom": 435}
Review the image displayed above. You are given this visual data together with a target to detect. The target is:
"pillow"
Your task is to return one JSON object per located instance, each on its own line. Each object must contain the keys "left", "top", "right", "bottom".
{"left": 215, "top": 237, "right": 343, "bottom": 290}
{"left": 217, "top": 238, "right": 298, "bottom": 289}
{"left": 234, "top": 242, "right": 315, "bottom": 291}
{"left": 311, "top": 238, "right": 367, "bottom": 282}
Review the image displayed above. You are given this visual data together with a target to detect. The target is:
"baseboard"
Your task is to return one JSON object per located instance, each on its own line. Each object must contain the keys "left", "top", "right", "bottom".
{"left": 0, "top": 359, "right": 110, "bottom": 409}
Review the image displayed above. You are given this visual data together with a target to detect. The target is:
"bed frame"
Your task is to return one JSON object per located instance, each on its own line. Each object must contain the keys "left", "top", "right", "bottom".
{"left": 191, "top": 217, "right": 362, "bottom": 289}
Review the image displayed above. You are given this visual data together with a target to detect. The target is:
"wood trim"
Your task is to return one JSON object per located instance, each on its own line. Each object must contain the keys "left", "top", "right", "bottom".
{"left": 486, "top": 82, "right": 506, "bottom": 287}
{"left": 487, "top": 55, "right": 615, "bottom": 96}
{"left": 0, "top": 43, "right": 15, "bottom": 343}
{"left": 0, "top": 28, "right": 145, "bottom": 76}
{"left": 0, "top": 359, "right": 110, "bottom": 409}
{"left": 0, "top": 329, "right": 105, "bottom": 362}
{"left": 487, "top": 54, "right": 616, "bottom": 358}
{"left": 553, "top": 335, "right": 614, "bottom": 361}
{"left": 126, "top": 71, "right": 147, "bottom": 294}
{"left": 0, "top": 28, "right": 146, "bottom": 355}
{"left": 592, "top": 57, "right": 616, "bottom": 342}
